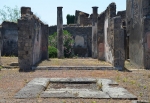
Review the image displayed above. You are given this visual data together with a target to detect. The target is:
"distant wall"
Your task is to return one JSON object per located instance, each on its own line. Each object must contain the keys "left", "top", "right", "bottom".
{"left": 49, "top": 25, "right": 57, "bottom": 35}
{"left": 65, "top": 26, "right": 92, "bottom": 57}
{"left": 18, "top": 7, "right": 49, "bottom": 71}
{"left": 1, "top": 21, "right": 18, "bottom": 56}
{"left": 97, "top": 12, "right": 105, "bottom": 60}
{"left": 49, "top": 25, "right": 92, "bottom": 57}
{"left": 75, "top": 10, "right": 92, "bottom": 26}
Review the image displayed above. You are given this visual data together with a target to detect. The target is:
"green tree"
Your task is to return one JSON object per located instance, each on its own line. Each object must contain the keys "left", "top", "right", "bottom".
{"left": 66, "top": 14, "right": 75, "bottom": 25}
{"left": 49, "top": 30, "right": 74, "bottom": 58}
{"left": 0, "top": 5, "right": 20, "bottom": 23}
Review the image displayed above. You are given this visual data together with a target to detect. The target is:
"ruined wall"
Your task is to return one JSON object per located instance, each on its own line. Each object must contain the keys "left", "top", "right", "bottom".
{"left": 18, "top": 7, "right": 48, "bottom": 71}
{"left": 104, "top": 3, "right": 116, "bottom": 63}
{"left": 1, "top": 21, "right": 18, "bottom": 56}
{"left": 117, "top": 11, "right": 126, "bottom": 20}
{"left": 41, "top": 24, "right": 49, "bottom": 60}
{"left": 111, "top": 16, "right": 125, "bottom": 69}
{"left": 126, "top": 0, "right": 150, "bottom": 69}
{"left": 49, "top": 25, "right": 57, "bottom": 35}
{"left": 65, "top": 26, "right": 92, "bottom": 57}
{"left": 0, "top": 26, "right": 2, "bottom": 64}
{"left": 49, "top": 26, "right": 92, "bottom": 57}
{"left": 97, "top": 12, "right": 105, "bottom": 60}
{"left": 100, "top": 3, "right": 125, "bottom": 69}
{"left": 78, "top": 13, "right": 91, "bottom": 26}
{"left": 75, "top": 10, "right": 92, "bottom": 26}
{"left": 117, "top": 10, "right": 129, "bottom": 60}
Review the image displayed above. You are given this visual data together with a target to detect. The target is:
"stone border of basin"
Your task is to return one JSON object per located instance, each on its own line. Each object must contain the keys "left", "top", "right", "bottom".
{"left": 32, "top": 66, "right": 115, "bottom": 70}
{"left": 15, "top": 78, "right": 137, "bottom": 100}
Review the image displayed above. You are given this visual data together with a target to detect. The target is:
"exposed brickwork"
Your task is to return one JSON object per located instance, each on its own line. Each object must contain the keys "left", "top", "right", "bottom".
{"left": 18, "top": 7, "right": 49, "bottom": 71}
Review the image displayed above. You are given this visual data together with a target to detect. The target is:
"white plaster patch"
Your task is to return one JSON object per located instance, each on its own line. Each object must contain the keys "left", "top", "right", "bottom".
{"left": 75, "top": 35, "right": 84, "bottom": 47}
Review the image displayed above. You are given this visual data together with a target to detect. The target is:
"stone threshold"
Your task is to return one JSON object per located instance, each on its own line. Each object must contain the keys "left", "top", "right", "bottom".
{"left": 32, "top": 66, "right": 115, "bottom": 70}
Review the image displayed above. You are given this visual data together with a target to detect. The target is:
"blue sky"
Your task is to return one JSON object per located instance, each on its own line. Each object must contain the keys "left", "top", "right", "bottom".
{"left": 0, "top": 0, "right": 126, "bottom": 26}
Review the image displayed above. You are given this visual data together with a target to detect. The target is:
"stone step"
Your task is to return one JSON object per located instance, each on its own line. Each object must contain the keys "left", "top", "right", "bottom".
{"left": 32, "top": 66, "right": 115, "bottom": 70}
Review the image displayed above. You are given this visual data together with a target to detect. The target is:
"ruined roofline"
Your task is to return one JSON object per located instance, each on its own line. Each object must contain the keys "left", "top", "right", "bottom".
{"left": 20, "top": 6, "right": 48, "bottom": 26}
{"left": 1, "top": 21, "right": 18, "bottom": 29}
{"left": 2, "top": 21, "right": 17, "bottom": 24}
{"left": 98, "top": 11, "right": 105, "bottom": 18}
{"left": 117, "top": 10, "right": 126, "bottom": 20}
{"left": 117, "top": 10, "right": 126, "bottom": 15}
{"left": 49, "top": 24, "right": 92, "bottom": 27}
{"left": 104, "top": 2, "right": 116, "bottom": 18}
{"left": 76, "top": 10, "right": 89, "bottom": 17}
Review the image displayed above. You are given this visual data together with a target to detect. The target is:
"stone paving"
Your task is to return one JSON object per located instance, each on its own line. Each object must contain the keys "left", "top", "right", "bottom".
{"left": 15, "top": 78, "right": 137, "bottom": 100}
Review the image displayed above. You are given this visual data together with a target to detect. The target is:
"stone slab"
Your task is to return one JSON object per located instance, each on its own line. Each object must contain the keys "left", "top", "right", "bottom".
{"left": 32, "top": 66, "right": 115, "bottom": 70}
{"left": 27, "top": 78, "right": 50, "bottom": 87}
{"left": 15, "top": 78, "right": 137, "bottom": 100}
{"left": 41, "top": 89, "right": 110, "bottom": 99}
{"left": 15, "top": 78, "right": 49, "bottom": 99}
{"left": 49, "top": 78, "right": 97, "bottom": 83}
{"left": 98, "top": 79, "right": 137, "bottom": 100}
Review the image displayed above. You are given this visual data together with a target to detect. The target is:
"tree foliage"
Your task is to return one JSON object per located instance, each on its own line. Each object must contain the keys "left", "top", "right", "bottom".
{"left": 49, "top": 30, "right": 74, "bottom": 58}
{"left": 66, "top": 14, "right": 75, "bottom": 25}
{"left": 0, "top": 5, "right": 20, "bottom": 23}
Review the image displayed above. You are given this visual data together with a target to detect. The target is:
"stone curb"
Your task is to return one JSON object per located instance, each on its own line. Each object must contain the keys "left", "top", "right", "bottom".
{"left": 15, "top": 78, "right": 138, "bottom": 100}
{"left": 32, "top": 66, "right": 115, "bottom": 70}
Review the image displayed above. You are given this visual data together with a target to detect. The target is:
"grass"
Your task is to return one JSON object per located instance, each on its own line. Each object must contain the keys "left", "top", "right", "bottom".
{"left": 37, "top": 58, "right": 111, "bottom": 67}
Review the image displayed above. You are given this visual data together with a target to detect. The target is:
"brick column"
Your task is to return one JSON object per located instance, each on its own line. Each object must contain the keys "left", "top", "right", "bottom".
{"left": 92, "top": 7, "right": 98, "bottom": 59}
{"left": 57, "top": 7, "right": 64, "bottom": 58}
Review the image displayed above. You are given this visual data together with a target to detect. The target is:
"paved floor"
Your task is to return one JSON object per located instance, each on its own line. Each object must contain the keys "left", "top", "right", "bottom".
{"left": 15, "top": 78, "right": 137, "bottom": 100}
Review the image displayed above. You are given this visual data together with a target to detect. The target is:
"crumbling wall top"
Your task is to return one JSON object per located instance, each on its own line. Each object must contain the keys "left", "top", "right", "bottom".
{"left": 105, "top": 2, "right": 116, "bottom": 18}
{"left": 117, "top": 10, "right": 126, "bottom": 20}
{"left": 2, "top": 21, "right": 17, "bottom": 29}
